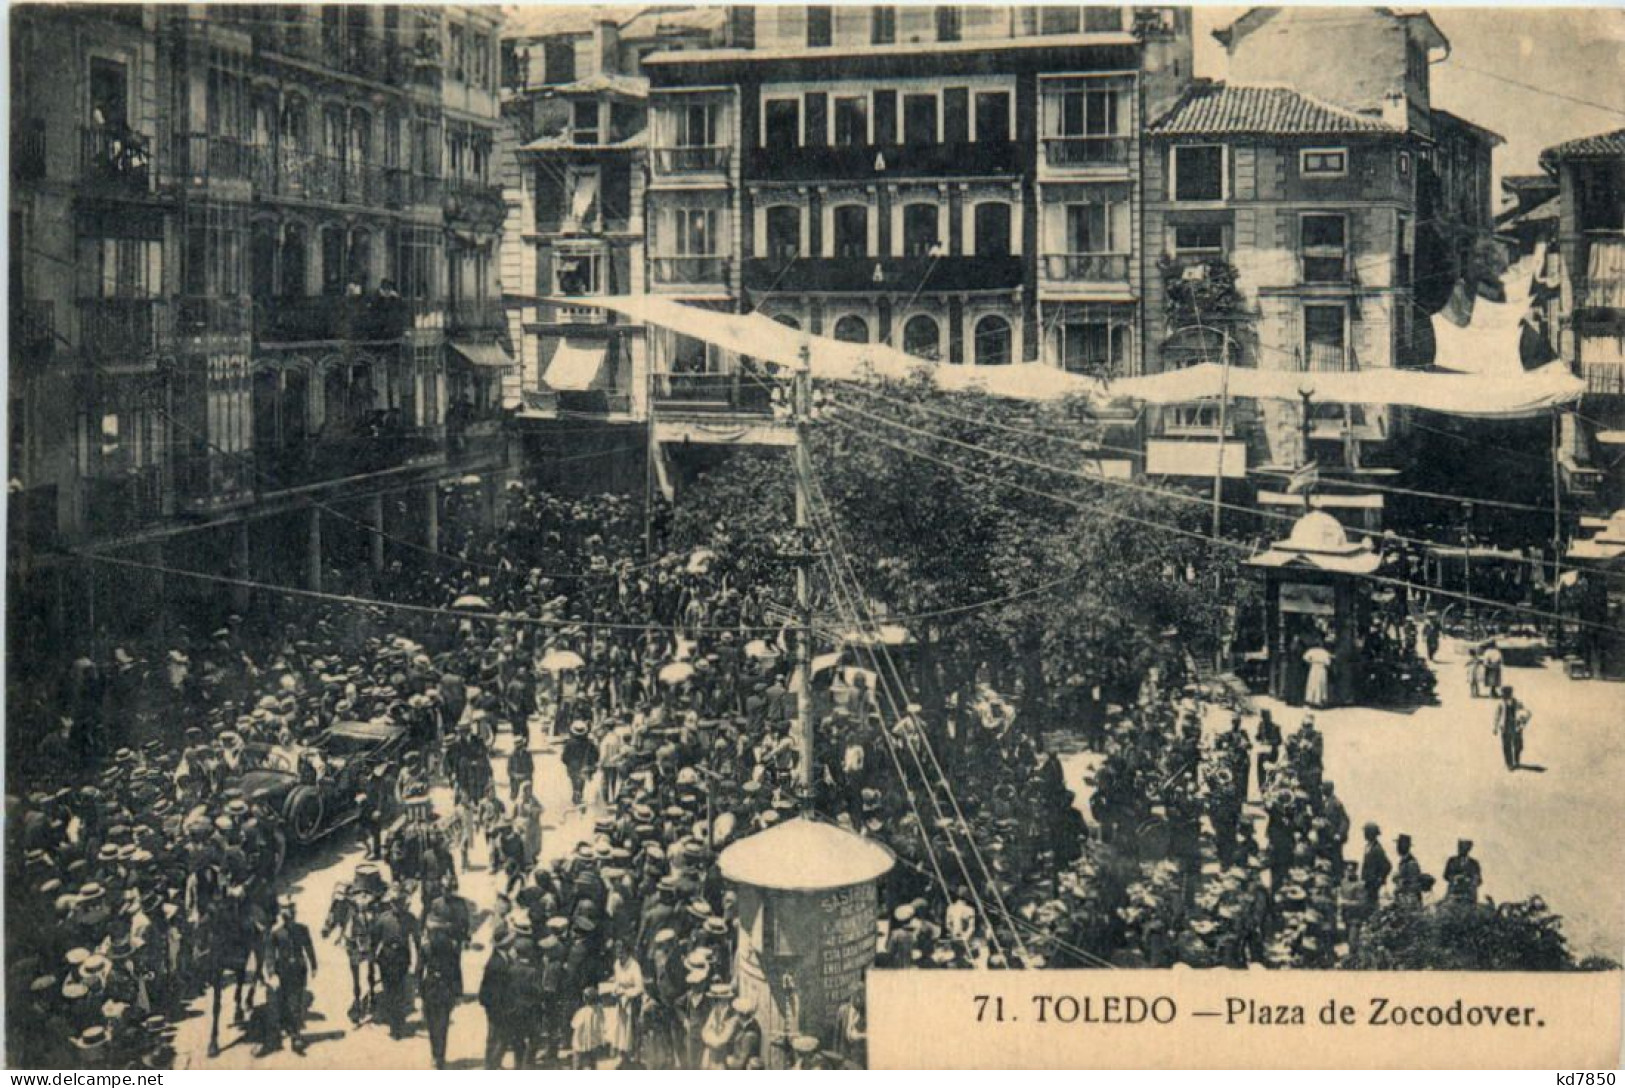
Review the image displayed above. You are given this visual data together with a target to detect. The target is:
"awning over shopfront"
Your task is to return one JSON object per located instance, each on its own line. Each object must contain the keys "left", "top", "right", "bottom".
{"left": 449, "top": 340, "right": 516, "bottom": 369}
{"left": 542, "top": 338, "right": 610, "bottom": 391}
{"left": 1257, "top": 491, "right": 1384, "bottom": 510}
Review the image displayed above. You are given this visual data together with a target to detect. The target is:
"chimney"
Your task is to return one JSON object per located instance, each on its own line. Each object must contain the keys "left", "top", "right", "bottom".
{"left": 595, "top": 16, "right": 620, "bottom": 75}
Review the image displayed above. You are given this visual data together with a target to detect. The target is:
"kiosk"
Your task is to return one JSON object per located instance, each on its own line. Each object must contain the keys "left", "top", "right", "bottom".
{"left": 1247, "top": 511, "right": 1381, "bottom": 706}
{"left": 717, "top": 817, "right": 894, "bottom": 1067}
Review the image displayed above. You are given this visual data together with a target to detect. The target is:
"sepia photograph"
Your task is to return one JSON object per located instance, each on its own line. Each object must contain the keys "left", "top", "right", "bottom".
{"left": 5, "top": 0, "right": 1624, "bottom": 1072}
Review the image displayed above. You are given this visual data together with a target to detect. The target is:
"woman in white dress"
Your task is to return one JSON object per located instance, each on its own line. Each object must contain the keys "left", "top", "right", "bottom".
{"left": 1303, "top": 645, "right": 1333, "bottom": 709}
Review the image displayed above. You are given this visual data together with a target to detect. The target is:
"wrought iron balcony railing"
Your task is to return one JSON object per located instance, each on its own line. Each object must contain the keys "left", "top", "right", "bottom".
{"left": 653, "top": 146, "right": 729, "bottom": 174}
{"left": 81, "top": 124, "right": 153, "bottom": 192}
{"left": 651, "top": 256, "right": 729, "bottom": 287}
{"left": 1042, "top": 135, "right": 1130, "bottom": 168}
{"left": 1044, "top": 253, "right": 1131, "bottom": 282}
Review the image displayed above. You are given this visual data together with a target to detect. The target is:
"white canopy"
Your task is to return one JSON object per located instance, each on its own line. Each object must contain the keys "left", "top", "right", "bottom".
{"left": 556, "top": 295, "right": 1585, "bottom": 418}
{"left": 717, "top": 816, "right": 895, "bottom": 892}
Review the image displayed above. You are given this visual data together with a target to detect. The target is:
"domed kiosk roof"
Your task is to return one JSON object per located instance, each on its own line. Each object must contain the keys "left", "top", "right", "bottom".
{"left": 717, "top": 817, "right": 895, "bottom": 893}
{"left": 1247, "top": 511, "right": 1381, "bottom": 574}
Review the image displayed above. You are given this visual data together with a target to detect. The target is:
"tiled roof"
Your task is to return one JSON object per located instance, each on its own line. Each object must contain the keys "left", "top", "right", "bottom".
{"left": 1540, "top": 128, "right": 1625, "bottom": 164}
{"left": 1148, "top": 83, "right": 1401, "bottom": 138}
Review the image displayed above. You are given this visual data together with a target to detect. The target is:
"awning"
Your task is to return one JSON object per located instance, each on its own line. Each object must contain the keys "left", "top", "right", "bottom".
{"left": 1257, "top": 491, "right": 1384, "bottom": 510}
{"left": 1595, "top": 431, "right": 1625, "bottom": 445}
{"left": 557, "top": 295, "right": 1585, "bottom": 416}
{"left": 542, "top": 338, "right": 609, "bottom": 391}
{"left": 449, "top": 340, "right": 515, "bottom": 369}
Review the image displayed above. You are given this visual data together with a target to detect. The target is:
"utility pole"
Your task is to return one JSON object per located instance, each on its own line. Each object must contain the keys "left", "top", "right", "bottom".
{"left": 792, "top": 351, "right": 816, "bottom": 803}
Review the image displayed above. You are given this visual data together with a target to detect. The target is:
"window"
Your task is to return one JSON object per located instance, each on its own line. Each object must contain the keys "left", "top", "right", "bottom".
{"left": 1059, "top": 321, "right": 1129, "bottom": 375}
{"left": 1303, "top": 305, "right": 1346, "bottom": 371}
{"left": 449, "top": 23, "right": 466, "bottom": 80}
{"left": 85, "top": 238, "right": 163, "bottom": 298}
{"left": 573, "top": 99, "right": 599, "bottom": 144}
{"left": 833, "top": 314, "right": 869, "bottom": 343}
{"left": 1172, "top": 145, "right": 1225, "bottom": 202}
{"left": 1042, "top": 8, "right": 1080, "bottom": 34}
{"left": 674, "top": 208, "right": 718, "bottom": 255}
{"left": 1398, "top": 150, "right": 1412, "bottom": 179}
{"left": 676, "top": 102, "right": 714, "bottom": 147}
{"left": 974, "top": 202, "right": 1011, "bottom": 257}
{"left": 803, "top": 93, "right": 828, "bottom": 149}
{"left": 1301, "top": 148, "right": 1348, "bottom": 178}
{"left": 833, "top": 204, "right": 869, "bottom": 258}
{"left": 904, "top": 93, "right": 937, "bottom": 146}
{"left": 873, "top": 90, "right": 898, "bottom": 145}
{"left": 902, "top": 203, "right": 939, "bottom": 257}
{"left": 544, "top": 40, "right": 575, "bottom": 84}
{"left": 1396, "top": 214, "right": 1412, "bottom": 286}
{"left": 974, "top": 314, "right": 1012, "bottom": 365}
{"left": 975, "top": 91, "right": 1010, "bottom": 143}
{"left": 807, "top": 5, "right": 832, "bottom": 46}
{"left": 765, "top": 98, "right": 800, "bottom": 148}
{"left": 1168, "top": 404, "right": 1221, "bottom": 432}
{"left": 553, "top": 250, "right": 601, "bottom": 295}
{"left": 1173, "top": 223, "right": 1225, "bottom": 257}
{"left": 89, "top": 57, "right": 129, "bottom": 128}
{"left": 672, "top": 333, "right": 710, "bottom": 373}
{"left": 943, "top": 88, "right": 969, "bottom": 144}
{"left": 1060, "top": 87, "right": 1120, "bottom": 137}
{"left": 936, "top": 6, "right": 962, "bottom": 41}
{"left": 872, "top": 6, "right": 896, "bottom": 43}
{"left": 903, "top": 315, "right": 940, "bottom": 360}
{"left": 1301, "top": 213, "right": 1347, "bottom": 282}
{"left": 834, "top": 96, "right": 868, "bottom": 146}
{"left": 765, "top": 206, "right": 801, "bottom": 259}
{"left": 1066, "top": 200, "right": 1127, "bottom": 252}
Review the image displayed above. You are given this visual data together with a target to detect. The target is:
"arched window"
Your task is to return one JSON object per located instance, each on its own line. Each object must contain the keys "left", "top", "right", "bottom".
{"left": 974, "top": 201, "right": 1011, "bottom": 257}
{"left": 250, "top": 220, "right": 278, "bottom": 299}
{"left": 902, "top": 315, "right": 940, "bottom": 360}
{"left": 765, "top": 205, "right": 801, "bottom": 260}
{"left": 902, "top": 203, "right": 939, "bottom": 257}
{"left": 974, "top": 314, "right": 1012, "bottom": 365}
{"left": 832, "top": 204, "right": 868, "bottom": 258}
{"left": 833, "top": 315, "right": 869, "bottom": 343}
{"left": 281, "top": 96, "right": 308, "bottom": 152}
{"left": 771, "top": 313, "right": 801, "bottom": 329}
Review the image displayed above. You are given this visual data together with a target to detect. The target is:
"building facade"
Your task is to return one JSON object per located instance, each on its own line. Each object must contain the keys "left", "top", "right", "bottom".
{"left": 1541, "top": 128, "right": 1625, "bottom": 513}
{"left": 1139, "top": 8, "right": 1501, "bottom": 525}
{"left": 9, "top": 4, "right": 514, "bottom": 646}
{"left": 498, "top": 7, "right": 731, "bottom": 485}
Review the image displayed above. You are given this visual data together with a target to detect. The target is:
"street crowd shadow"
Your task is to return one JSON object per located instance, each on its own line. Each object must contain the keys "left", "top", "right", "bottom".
{"left": 1515, "top": 763, "right": 1547, "bottom": 773}
{"left": 445, "top": 1056, "right": 484, "bottom": 1070}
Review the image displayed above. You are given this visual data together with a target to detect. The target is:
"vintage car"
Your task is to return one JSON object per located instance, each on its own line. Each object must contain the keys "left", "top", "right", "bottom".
{"left": 234, "top": 720, "right": 407, "bottom": 848}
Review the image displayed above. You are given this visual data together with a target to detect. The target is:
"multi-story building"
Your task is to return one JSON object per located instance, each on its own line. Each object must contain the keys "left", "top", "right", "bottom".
{"left": 499, "top": 6, "right": 730, "bottom": 485}
{"left": 1542, "top": 128, "right": 1625, "bottom": 512}
{"left": 9, "top": 4, "right": 513, "bottom": 646}
{"left": 1139, "top": 7, "right": 1501, "bottom": 526}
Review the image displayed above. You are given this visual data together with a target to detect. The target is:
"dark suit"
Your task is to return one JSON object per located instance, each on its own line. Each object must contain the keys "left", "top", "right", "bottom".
{"left": 419, "top": 933, "right": 462, "bottom": 1068}
{"left": 265, "top": 920, "right": 317, "bottom": 1048}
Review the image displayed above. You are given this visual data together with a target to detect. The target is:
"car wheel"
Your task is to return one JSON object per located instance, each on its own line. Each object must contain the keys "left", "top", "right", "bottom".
{"left": 284, "top": 786, "right": 325, "bottom": 846}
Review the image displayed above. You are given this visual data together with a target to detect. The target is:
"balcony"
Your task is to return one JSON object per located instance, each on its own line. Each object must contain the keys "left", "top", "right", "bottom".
{"left": 253, "top": 295, "right": 413, "bottom": 344}
{"left": 653, "top": 371, "right": 775, "bottom": 415}
{"left": 741, "top": 255, "right": 1022, "bottom": 294}
{"left": 1583, "top": 361, "right": 1625, "bottom": 396}
{"left": 78, "top": 299, "right": 168, "bottom": 369}
{"left": 247, "top": 146, "right": 394, "bottom": 207}
{"left": 653, "top": 146, "right": 730, "bottom": 175}
{"left": 174, "top": 296, "right": 252, "bottom": 339}
{"left": 83, "top": 465, "right": 167, "bottom": 538}
{"left": 444, "top": 180, "right": 506, "bottom": 225}
{"left": 250, "top": 20, "right": 412, "bottom": 84}
{"left": 1042, "top": 135, "right": 1130, "bottom": 170}
{"left": 166, "top": 131, "right": 250, "bottom": 184}
{"left": 80, "top": 124, "right": 154, "bottom": 194}
{"left": 448, "top": 298, "right": 508, "bottom": 334}
{"left": 13, "top": 118, "right": 46, "bottom": 181}
{"left": 1043, "top": 253, "right": 1131, "bottom": 283}
{"left": 651, "top": 256, "right": 731, "bottom": 288}
{"left": 744, "top": 141, "right": 1020, "bottom": 182}
{"left": 259, "top": 425, "right": 447, "bottom": 494}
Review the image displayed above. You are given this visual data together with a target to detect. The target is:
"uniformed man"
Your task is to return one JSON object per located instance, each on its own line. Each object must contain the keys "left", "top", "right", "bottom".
{"left": 418, "top": 927, "right": 462, "bottom": 1069}
{"left": 258, "top": 897, "right": 316, "bottom": 1057}
{"left": 1492, "top": 686, "right": 1528, "bottom": 771}
{"left": 1392, "top": 834, "right": 1431, "bottom": 906}
{"left": 373, "top": 889, "right": 418, "bottom": 1039}
{"left": 1443, "top": 839, "right": 1483, "bottom": 905}
{"left": 1359, "top": 822, "right": 1391, "bottom": 907}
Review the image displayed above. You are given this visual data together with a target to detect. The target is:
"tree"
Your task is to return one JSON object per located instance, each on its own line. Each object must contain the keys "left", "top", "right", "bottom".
{"left": 1342, "top": 898, "right": 1607, "bottom": 971}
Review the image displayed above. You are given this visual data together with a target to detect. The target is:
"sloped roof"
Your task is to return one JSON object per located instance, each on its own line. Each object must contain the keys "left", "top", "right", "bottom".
{"left": 503, "top": 4, "right": 724, "bottom": 43}
{"left": 1501, "top": 173, "right": 1558, "bottom": 195}
{"left": 551, "top": 72, "right": 649, "bottom": 99}
{"left": 1540, "top": 128, "right": 1625, "bottom": 167}
{"left": 1148, "top": 83, "right": 1401, "bottom": 138}
{"left": 1213, "top": 7, "right": 1447, "bottom": 54}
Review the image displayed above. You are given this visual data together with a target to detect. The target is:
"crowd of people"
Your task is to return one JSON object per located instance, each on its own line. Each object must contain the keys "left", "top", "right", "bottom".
{"left": 5, "top": 477, "right": 1501, "bottom": 1071}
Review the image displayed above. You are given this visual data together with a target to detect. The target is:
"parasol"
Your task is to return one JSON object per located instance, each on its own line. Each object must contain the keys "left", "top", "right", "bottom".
{"left": 686, "top": 547, "right": 717, "bottom": 574}
{"left": 811, "top": 651, "right": 843, "bottom": 675}
{"left": 659, "top": 661, "right": 695, "bottom": 685}
{"left": 539, "top": 649, "right": 585, "bottom": 672}
{"left": 743, "top": 638, "right": 777, "bottom": 661}
{"left": 452, "top": 595, "right": 490, "bottom": 611}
